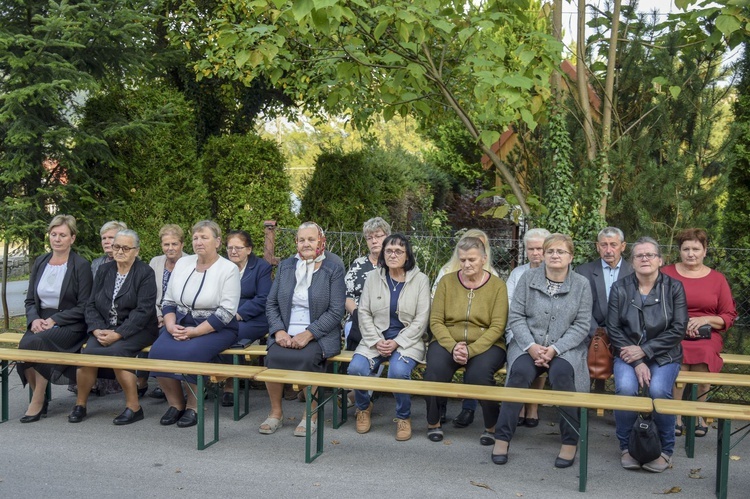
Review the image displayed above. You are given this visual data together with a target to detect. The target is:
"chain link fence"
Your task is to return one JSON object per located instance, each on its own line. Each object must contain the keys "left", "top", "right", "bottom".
{"left": 272, "top": 227, "right": 750, "bottom": 403}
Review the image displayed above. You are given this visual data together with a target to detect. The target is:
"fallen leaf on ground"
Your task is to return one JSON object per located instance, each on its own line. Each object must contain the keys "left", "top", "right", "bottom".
{"left": 313, "top": 483, "right": 320, "bottom": 487}
{"left": 443, "top": 439, "right": 452, "bottom": 445}
{"left": 331, "top": 440, "right": 340, "bottom": 445}
{"left": 688, "top": 468, "right": 703, "bottom": 479}
{"left": 730, "top": 455, "right": 741, "bottom": 461}
{"left": 470, "top": 481, "right": 494, "bottom": 492}
{"left": 175, "top": 468, "right": 181, "bottom": 474}
{"left": 516, "top": 493, "right": 524, "bottom": 497}
{"left": 655, "top": 486, "right": 681, "bottom": 494}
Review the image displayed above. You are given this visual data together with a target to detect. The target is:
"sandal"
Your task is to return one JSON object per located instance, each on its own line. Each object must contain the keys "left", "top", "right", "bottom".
{"left": 675, "top": 423, "right": 686, "bottom": 437}
{"left": 294, "top": 415, "right": 317, "bottom": 437}
{"left": 259, "top": 415, "right": 283, "bottom": 434}
{"left": 695, "top": 420, "right": 709, "bottom": 438}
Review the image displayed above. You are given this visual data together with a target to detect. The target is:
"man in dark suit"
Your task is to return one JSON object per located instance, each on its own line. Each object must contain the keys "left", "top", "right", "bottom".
{"left": 575, "top": 227, "right": 633, "bottom": 390}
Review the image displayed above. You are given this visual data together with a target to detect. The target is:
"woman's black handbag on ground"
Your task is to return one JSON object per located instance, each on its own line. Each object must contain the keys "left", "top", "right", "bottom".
{"left": 628, "top": 388, "right": 662, "bottom": 464}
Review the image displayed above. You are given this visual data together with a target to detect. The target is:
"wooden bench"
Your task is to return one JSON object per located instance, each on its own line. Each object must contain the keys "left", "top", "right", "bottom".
{"left": 253, "top": 367, "right": 652, "bottom": 492}
{"left": 654, "top": 399, "right": 750, "bottom": 499}
{"left": 0, "top": 347, "right": 266, "bottom": 449}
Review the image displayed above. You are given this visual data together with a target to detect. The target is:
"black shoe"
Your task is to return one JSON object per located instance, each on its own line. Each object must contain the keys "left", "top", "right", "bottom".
{"left": 427, "top": 426, "right": 444, "bottom": 442}
{"left": 113, "top": 407, "right": 144, "bottom": 425}
{"left": 554, "top": 454, "right": 576, "bottom": 468}
{"left": 480, "top": 430, "right": 496, "bottom": 446}
{"left": 221, "top": 392, "right": 234, "bottom": 407}
{"left": 160, "top": 406, "right": 185, "bottom": 426}
{"left": 517, "top": 416, "right": 526, "bottom": 426}
{"left": 149, "top": 387, "right": 166, "bottom": 399}
{"left": 137, "top": 385, "right": 148, "bottom": 398}
{"left": 176, "top": 409, "right": 198, "bottom": 428}
{"left": 20, "top": 401, "right": 48, "bottom": 424}
{"left": 492, "top": 452, "right": 509, "bottom": 465}
{"left": 453, "top": 408, "right": 474, "bottom": 428}
{"left": 68, "top": 405, "right": 87, "bottom": 423}
{"left": 525, "top": 418, "right": 539, "bottom": 428}
{"left": 439, "top": 405, "right": 447, "bottom": 425}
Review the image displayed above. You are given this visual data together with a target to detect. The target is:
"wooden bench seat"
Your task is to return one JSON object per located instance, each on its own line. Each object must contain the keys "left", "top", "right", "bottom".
{"left": 0, "top": 347, "right": 265, "bottom": 449}
{"left": 654, "top": 399, "right": 750, "bottom": 499}
{"left": 254, "top": 367, "right": 651, "bottom": 492}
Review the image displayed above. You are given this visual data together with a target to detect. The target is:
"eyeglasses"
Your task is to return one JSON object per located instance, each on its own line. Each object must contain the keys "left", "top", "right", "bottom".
{"left": 227, "top": 246, "right": 250, "bottom": 253}
{"left": 384, "top": 249, "right": 405, "bottom": 257}
{"left": 112, "top": 244, "right": 136, "bottom": 253}
{"left": 366, "top": 233, "right": 386, "bottom": 241}
{"left": 634, "top": 253, "right": 660, "bottom": 261}
{"left": 545, "top": 249, "right": 571, "bottom": 256}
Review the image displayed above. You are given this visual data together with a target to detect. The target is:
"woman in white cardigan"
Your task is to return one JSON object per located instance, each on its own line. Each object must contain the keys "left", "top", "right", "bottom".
{"left": 347, "top": 233, "right": 431, "bottom": 441}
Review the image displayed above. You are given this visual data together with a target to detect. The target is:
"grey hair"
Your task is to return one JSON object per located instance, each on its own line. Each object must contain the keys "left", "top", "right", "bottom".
{"left": 598, "top": 226, "right": 625, "bottom": 243}
{"left": 114, "top": 229, "right": 140, "bottom": 248}
{"left": 192, "top": 220, "right": 222, "bottom": 239}
{"left": 362, "top": 217, "right": 391, "bottom": 237}
{"left": 456, "top": 236, "right": 486, "bottom": 256}
{"left": 298, "top": 221, "right": 324, "bottom": 237}
{"left": 100, "top": 220, "right": 128, "bottom": 236}
{"left": 631, "top": 236, "right": 661, "bottom": 259}
{"left": 524, "top": 228, "right": 551, "bottom": 245}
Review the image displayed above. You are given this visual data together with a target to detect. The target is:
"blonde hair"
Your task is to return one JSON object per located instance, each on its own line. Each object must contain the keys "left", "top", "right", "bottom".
{"left": 48, "top": 214, "right": 77, "bottom": 237}
{"left": 159, "top": 224, "right": 185, "bottom": 243}
{"left": 543, "top": 233, "right": 574, "bottom": 254}
{"left": 440, "top": 229, "right": 497, "bottom": 276}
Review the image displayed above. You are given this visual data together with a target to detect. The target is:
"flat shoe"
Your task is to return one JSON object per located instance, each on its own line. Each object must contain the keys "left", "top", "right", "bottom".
{"left": 176, "top": 409, "right": 198, "bottom": 428}
{"left": 695, "top": 424, "right": 709, "bottom": 437}
{"left": 452, "top": 408, "right": 474, "bottom": 428}
{"left": 554, "top": 454, "right": 576, "bottom": 468}
{"left": 221, "top": 392, "right": 234, "bottom": 407}
{"left": 294, "top": 416, "right": 317, "bottom": 437}
{"left": 160, "top": 406, "right": 185, "bottom": 426}
{"left": 149, "top": 387, "right": 166, "bottom": 399}
{"left": 68, "top": 405, "right": 87, "bottom": 423}
{"left": 259, "top": 415, "right": 283, "bottom": 434}
{"left": 427, "top": 426, "right": 443, "bottom": 442}
{"left": 113, "top": 407, "right": 144, "bottom": 425}
{"left": 137, "top": 385, "right": 148, "bottom": 398}
{"left": 642, "top": 453, "right": 671, "bottom": 473}
{"left": 621, "top": 450, "right": 641, "bottom": 470}
{"left": 524, "top": 418, "right": 539, "bottom": 428}
{"left": 517, "top": 416, "right": 526, "bottom": 426}
{"left": 479, "top": 430, "right": 495, "bottom": 446}
{"left": 492, "top": 449, "right": 509, "bottom": 465}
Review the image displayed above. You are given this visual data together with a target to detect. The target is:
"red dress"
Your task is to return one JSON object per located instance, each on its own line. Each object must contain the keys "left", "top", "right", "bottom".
{"left": 661, "top": 264, "right": 737, "bottom": 372}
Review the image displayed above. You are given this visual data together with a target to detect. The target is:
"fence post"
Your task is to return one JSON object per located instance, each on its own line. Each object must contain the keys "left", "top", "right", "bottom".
{"left": 263, "top": 220, "right": 280, "bottom": 266}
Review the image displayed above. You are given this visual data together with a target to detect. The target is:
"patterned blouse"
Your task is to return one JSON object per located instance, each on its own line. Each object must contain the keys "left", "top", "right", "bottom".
{"left": 345, "top": 255, "right": 377, "bottom": 306}
{"left": 109, "top": 272, "right": 128, "bottom": 326}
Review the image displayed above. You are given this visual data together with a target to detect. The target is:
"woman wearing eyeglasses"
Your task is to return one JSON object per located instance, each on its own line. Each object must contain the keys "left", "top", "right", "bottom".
{"left": 147, "top": 220, "right": 241, "bottom": 428}
{"left": 492, "top": 233, "right": 591, "bottom": 468}
{"left": 607, "top": 237, "right": 687, "bottom": 473}
{"left": 220, "top": 229, "right": 272, "bottom": 406}
{"left": 69, "top": 230, "right": 158, "bottom": 425}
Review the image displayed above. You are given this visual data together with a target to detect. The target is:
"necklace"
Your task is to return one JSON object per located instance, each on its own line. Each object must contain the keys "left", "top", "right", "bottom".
{"left": 386, "top": 273, "right": 403, "bottom": 292}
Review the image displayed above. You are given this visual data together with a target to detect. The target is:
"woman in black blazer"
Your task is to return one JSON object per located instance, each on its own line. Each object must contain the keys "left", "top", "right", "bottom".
{"left": 19, "top": 214, "right": 93, "bottom": 422}
{"left": 68, "top": 229, "right": 158, "bottom": 425}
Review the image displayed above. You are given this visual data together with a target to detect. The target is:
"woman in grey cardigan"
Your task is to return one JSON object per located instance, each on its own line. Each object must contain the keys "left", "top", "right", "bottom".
{"left": 492, "top": 234, "right": 592, "bottom": 468}
{"left": 260, "top": 222, "right": 346, "bottom": 437}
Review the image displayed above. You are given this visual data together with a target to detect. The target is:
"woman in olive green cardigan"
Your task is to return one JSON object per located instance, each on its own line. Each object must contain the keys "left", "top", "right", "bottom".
{"left": 423, "top": 236, "right": 508, "bottom": 444}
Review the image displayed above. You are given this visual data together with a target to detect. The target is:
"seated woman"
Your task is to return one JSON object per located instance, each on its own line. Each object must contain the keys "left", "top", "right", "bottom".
{"left": 69, "top": 229, "right": 158, "bottom": 425}
{"left": 91, "top": 220, "right": 128, "bottom": 279}
{"left": 424, "top": 236, "right": 508, "bottom": 445}
{"left": 431, "top": 228, "right": 499, "bottom": 429}
{"left": 608, "top": 237, "right": 688, "bottom": 473}
{"left": 348, "top": 233, "right": 430, "bottom": 441}
{"left": 344, "top": 217, "right": 391, "bottom": 350}
{"left": 18, "top": 214, "right": 93, "bottom": 422}
{"left": 260, "top": 222, "right": 345, "bottom": 436}
{"left": 663, "top": 228, "right": 736, "bottom": 437}
{"left": 148, "top": 220, "right": 240, "bottom": 428}
{"left": 492, "top": 233, "right": 591, "bottom": 468}
{"left": 221, "top": 229, "right": 272, "bottom": 406}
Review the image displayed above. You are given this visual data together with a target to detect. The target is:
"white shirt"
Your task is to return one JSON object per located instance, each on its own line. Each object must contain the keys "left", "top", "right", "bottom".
{"left": 37, "top": 262, "right": 67, "bottom": 309}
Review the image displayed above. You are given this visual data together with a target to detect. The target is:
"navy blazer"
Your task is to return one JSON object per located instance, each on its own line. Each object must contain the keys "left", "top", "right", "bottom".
{"left": 575, "top": 258, "right": 634, "bottom": 337}
{"left": 25, "top": 250, "right": 93, "bottom": 333}
{"left": 85, "top": 259, "right": 159, "bottom": 342}
{"left": 237, "top": 253, "right": 272, "bottom": 335}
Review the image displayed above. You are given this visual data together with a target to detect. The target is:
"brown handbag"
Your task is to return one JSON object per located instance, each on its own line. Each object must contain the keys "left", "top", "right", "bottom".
{"left": 588, "top": 327, "right": 614, "bottom": 379}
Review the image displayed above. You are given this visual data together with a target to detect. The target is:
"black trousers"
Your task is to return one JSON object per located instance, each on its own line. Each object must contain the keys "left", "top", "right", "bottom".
{"left": 495, "top": 354, "right": 580, "bottom": 445}
{"left": 423, "top": 342, "right": 506, "bottom": 428}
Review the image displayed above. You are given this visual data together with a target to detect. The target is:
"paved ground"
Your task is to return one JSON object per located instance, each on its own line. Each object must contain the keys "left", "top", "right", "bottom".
{"left": 0, "top": 280, "right": 27, "bottom": 319}
{"left": 1, "top": 375, "right": 747, "bottom": 499}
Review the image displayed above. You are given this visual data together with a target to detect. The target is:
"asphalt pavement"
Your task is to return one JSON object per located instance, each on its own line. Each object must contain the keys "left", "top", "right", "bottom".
{"left": 1, "top": 376, "right": 747, "bottom": 498}
{"left": 0, "top": 279, "right": 27, "bottom": 319}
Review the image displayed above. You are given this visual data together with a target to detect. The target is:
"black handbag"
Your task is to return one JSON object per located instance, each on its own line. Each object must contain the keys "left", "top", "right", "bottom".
{"left": 628, "top": 388, "right": 662, "bottom": 464}
{"left": 684, "top": 324, "right": 712, "bottom": 340}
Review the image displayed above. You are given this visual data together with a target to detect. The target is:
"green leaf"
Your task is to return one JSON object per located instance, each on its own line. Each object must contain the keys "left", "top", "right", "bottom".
{"left": 651, "top": 76, "right": 668, "bottom": 86}
{"left": 292, "top": 0, "right": 314, "bottom": 21}
{"left": 374, "top": 20, "right": 390, "bottom": 40}
{"left": 480, "top": 130, "right": 500, "bottom": 148}
{"left": 234, "top": 50, "right": 251, "bottom": 69}
{"left": 482, "top": 205, "right": 509, "bottom": 219}
{"left": 669, "top": 86, "right": 681, "bottom": 99}
{"left": 715, "top": 14, "right": 741, "bottom": 36}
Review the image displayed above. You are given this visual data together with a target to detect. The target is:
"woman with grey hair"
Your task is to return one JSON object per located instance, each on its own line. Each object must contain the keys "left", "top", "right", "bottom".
{"left": 69, "top": 230, "right": 158, "bottom": 425}
{"left": 344, "top": 217, "right": 391, "bottom": 350}
{"left": 148, "top": 220, "right": 241, "bottom": 428}
{"left": 91, "top": 220, "right": 128, "bottom": 279}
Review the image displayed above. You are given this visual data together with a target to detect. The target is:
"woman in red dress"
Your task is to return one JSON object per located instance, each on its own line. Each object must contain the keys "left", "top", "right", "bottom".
{"left": 663, "top": 228, "right": 737, "bottom": 437}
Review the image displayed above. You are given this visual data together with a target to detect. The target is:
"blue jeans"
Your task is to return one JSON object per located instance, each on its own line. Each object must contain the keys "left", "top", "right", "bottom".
{"left": 348, "top": 352, "right": 417, "bottom": 419}
{"left": 613, "top": 357, "right": 681, "bottom": 456}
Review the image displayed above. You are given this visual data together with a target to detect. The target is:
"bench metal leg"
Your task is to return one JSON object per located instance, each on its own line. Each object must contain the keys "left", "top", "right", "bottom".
{"left": 1, "top": 360, "right": 8, "bottom": 423}
{"left": 684, "top": 383, "right": 697, "bottom": 458}
{"left": 579, "top": 407, "right": 589, "bottom": 492}
{"left": 715, "top": 418, "right": 730, "bottom": 499}
{"left": 304, "top": 385, "right": 331, "bottom": 463}
{"left": 196, "top": 376, "right": 220, "bottom": 450}
{"left": 232, "top": 354, "right": 250, "bottom": 421}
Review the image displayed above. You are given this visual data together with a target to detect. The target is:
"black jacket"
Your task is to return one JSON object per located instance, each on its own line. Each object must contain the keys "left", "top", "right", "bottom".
{"left": 606, "top": 272, "right": 687, "bottom": 367}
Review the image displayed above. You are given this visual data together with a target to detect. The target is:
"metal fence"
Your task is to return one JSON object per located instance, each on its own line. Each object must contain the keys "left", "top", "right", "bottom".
{"left": 271, "top": 227, "right": 750, "bottom": 402}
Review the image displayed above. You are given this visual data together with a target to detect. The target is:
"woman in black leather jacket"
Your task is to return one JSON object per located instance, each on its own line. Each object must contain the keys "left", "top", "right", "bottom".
{"left": 607, "top": 237, "right": 688, "bottom": 473}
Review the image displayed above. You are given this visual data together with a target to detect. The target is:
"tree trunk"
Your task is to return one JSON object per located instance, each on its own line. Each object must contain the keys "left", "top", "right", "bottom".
{"left": 599, "top": 0, "right": 622, "bottom": 219}
{"left": 577, "top": 0, "right": 597, "bottom": 162}
{"left": 2, "top": 240, "right": 9, "bottom": 329}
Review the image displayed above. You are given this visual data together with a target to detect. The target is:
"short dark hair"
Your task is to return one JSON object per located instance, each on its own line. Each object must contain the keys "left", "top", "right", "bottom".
{"left": 377, "top": 233, "right": 416, "bottom": 272}
{"left": 676, "top": 228, "right": 708, "bottom": 250}
{"left": 226, "top": 230, "right": 254, "bottom": 248}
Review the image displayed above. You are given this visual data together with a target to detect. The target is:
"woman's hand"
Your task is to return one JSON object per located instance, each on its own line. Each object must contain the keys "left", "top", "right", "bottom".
{"left": 274, "top": 330, "right": 293, "bottom": 348}
{"left": 376, "top": 339, "right": 397, "bottom": 357}
{"left": 30, "top": 319, "right": 46, "bottom": 333}
{"left": 620, "top": 345, "right": 645, "bottom": 364}
{"left": 453, "top": 342, "right": 469, "bottom": 365}
{"left": 235, "top": 313, "right": 243, "bottom": 321}
{"left": 157, "top": 316, "right": 164, "bottom": 328}
{"left": 634, "top": 363, "right": 651, "bottom": 388}
{"left": 528, "top": 343, "right": 547, "bottom": 366}
{"left": 536, "top": 346, "right": 557, "bottom": 367}
{"left": 95, "top": 330, "right": 122, "bottom": 347}
{"left": 290, "top": 330, "right": 314, "bottom": 349}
